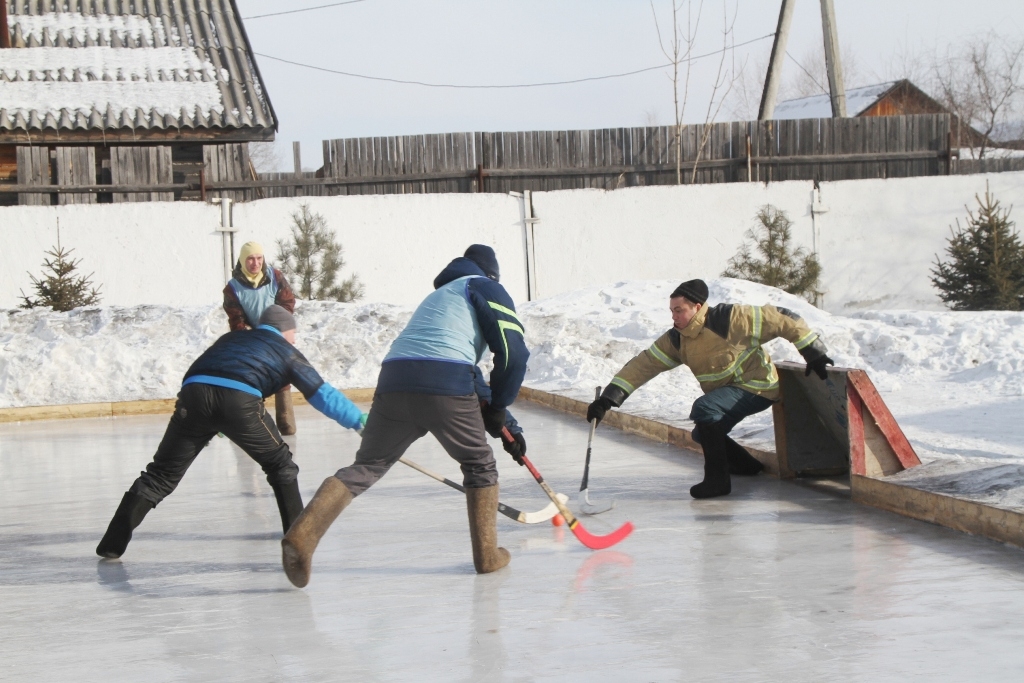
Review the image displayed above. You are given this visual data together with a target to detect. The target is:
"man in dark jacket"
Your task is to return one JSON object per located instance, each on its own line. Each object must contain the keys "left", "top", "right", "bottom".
{"left": 223, "top": 241, "right": 300, "bottom": 435}
{"left": 281, "top": 245, "right": 529, "bottom": 587}
{"left": 96, "top": 306, "right": 366, "bottom": 559}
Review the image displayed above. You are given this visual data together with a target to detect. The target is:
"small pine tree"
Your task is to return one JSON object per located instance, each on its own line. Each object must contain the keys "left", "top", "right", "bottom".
{"left": 722, "top": 205, "right": 822, "bottom": 303}
{"left": 20, "top": 227, "right": 102, "bottom": 312}
{"left": 276, "top": 204, "right": 364, "bottom": 302}
{"left": 931, "top": 184, "right": 1024, "bottom": 311}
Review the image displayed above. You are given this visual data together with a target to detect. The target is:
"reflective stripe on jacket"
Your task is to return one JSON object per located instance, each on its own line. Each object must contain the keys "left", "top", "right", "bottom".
{"left": 609, "top": 303, "right": 821, "bottom": 402}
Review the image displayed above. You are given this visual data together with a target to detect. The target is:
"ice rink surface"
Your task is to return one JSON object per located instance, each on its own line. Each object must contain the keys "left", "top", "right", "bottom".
{"left": 2, "top": 402, "right": 1024, "bottom": 682}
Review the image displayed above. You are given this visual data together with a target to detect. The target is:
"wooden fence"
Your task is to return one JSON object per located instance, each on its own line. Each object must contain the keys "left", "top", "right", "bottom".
{"left": 957, "top": 157, "right": 1024, "bottom": 175}
{"left": 254, "top": 114, "right": 957, "bottom": 198}
{"left": 9, "top": 114, "right": 1024, "bottom": 204}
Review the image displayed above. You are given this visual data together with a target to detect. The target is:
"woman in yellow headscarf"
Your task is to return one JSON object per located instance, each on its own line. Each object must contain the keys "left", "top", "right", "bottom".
{"left": 223, "top": 241, "right": 299, "bottom": 434}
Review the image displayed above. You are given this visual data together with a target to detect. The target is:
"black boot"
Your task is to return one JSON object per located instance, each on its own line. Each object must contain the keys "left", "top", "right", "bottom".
{"left": 725, "top": 436, "right": 764, "bottom": 476}
{"left": 272, "top": 480, "right": 304, "bottom": 534}
{"left": 690, "top": 421, "right": 732, "bottom": 499}
{"left": 96, "top": 492, "right": 154, "bottom": 559}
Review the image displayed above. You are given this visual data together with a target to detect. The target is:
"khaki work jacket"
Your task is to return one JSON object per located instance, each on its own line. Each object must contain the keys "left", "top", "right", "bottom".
{"left": 608, "top": 303, "right": 820, "bottom": 402}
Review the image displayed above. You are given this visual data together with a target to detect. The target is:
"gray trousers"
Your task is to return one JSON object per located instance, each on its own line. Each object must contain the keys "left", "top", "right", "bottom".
{"left": 334, "top": 392, "right": 497, "bottom": 496}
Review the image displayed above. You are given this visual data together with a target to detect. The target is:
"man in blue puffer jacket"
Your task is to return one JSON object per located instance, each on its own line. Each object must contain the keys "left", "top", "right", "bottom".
{"left": 96, "top": 306, "right": 365, "bottom": 559}
{"left": 282, "top": 245, "right": 529, "bottom": 586}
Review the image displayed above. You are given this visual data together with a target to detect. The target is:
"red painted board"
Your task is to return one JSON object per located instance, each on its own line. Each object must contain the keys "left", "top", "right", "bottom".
{"left": 847, "top": 371, "right": 922, "bottom": 468}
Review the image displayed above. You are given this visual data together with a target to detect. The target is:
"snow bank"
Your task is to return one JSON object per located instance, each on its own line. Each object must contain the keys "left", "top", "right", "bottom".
{"left": 520, "top": 278, "right": 1024, "bottom": 464}
{"left": 3, "top": 277, "right": 1023, "bottom": 469}
{"left": 0, "top": 301, "right": 410, "bottom": 408}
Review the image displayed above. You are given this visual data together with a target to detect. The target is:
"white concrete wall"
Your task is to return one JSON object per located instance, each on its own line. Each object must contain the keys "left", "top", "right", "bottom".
{"left": 528, "top": 182, "right": 811, "bottom": 300}
{"left": 0, "top": 193, "right": 529, "bottom": 310}
{"left": 816, "top": 173, "right": 1024, "bottom": 311}
{"left": 2, "top": 171, "right": 1022, "bottom": 313}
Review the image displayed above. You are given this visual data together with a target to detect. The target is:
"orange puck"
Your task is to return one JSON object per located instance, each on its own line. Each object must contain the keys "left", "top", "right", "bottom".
{"left": 551, "top": 514, "right": 565, "bottom": 526}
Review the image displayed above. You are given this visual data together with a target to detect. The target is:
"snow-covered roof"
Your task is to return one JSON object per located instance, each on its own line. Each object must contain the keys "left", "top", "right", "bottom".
{"left": 772, "top": 82, "right": 898, "bottom": 120}
{"left": 0, "top": 2, "right": 276, "bottom": 140}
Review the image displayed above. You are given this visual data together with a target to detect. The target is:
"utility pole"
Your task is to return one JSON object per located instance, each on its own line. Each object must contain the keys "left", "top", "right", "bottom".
{"left": 0, "top": 0, "right": 11, "bottom": 49}
{"left": 819, "top": 0, "right": 847, "bottom": 117}
{"left": 758, "top": 0, "right": 796, "bottom": 120}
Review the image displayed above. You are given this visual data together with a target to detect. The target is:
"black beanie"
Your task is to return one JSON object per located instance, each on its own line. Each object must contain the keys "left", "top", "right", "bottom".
{"left": 464, "top": 244, "right": 500, "bottom": 281}
{"left": 671, "top": 279, "right": 709, "bottom": 305}
{"left": 259, "top": 305, "right": 296, "bottom": 332}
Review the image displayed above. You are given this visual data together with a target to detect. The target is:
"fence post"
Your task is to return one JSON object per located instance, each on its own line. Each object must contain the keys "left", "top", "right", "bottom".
{"left": 292, "top": 142, "right": 303, "bottom": 197}
{"left": 746, "top": 134, "right": 752, "bottom": 182}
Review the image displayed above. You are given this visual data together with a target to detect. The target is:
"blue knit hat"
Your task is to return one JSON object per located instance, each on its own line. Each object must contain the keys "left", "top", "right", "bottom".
{"left": 464, "top": 244, "right": 500, "bottom": 281}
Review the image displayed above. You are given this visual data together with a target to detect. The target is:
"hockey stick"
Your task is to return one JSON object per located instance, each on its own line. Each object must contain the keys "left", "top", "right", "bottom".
{"left": 398, "top": 457, "right": 567, "bottom": 524}
{"left": 579, "top": 386, "right": 614, "bottom": 515}
{"left": 503, "top": 427, "right": 633, "bottom": 550}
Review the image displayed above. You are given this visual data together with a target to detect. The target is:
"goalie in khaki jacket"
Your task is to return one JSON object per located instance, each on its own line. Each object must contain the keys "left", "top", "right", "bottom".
{"left": 587, "top": 279, "right": 833, "bottom": 499}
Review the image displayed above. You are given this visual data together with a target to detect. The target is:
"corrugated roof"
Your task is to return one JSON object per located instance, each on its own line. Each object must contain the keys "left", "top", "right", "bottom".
{"left": 772, "top": 82, "right": 898, "bottom": 120}
{"left": 0, "top": 0, "right": 277, "bottom": 140}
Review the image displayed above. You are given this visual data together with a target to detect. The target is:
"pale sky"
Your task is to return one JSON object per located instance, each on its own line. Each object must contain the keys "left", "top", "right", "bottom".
{"left": 236, "top": 0, "right": 1024, "bottom": 171}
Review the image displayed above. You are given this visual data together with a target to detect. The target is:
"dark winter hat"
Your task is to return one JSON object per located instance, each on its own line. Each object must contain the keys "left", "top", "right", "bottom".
{"left": 464, "top": 244, "right": 500, "bottom": 281}
{"left": 671, "top": 279, "right": 709, "bottom": 305}
{"left": 259, "top": 305, "right": 296, "bottom": 332}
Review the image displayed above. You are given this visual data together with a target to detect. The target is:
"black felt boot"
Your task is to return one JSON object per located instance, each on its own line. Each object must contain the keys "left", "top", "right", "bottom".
{"left": 96, "top": 491, "right": 155, "bottom": 559}
{"left": 725, "top": 436, "right": 764, "bottom": 476}
{"left": 690, "top": 421, "right": 732, "bottom": 499}
{"left": 272, "top": 480, "right": 304, "bottom": 534}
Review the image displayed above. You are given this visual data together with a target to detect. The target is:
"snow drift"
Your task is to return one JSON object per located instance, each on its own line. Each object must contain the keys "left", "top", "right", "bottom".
{"left": 3, "top": 278, "right": 1023, "bottom": 465}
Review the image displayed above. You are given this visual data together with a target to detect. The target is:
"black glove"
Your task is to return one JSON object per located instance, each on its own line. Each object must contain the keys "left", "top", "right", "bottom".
{"left": 480, "top": 403, "right": 507, "bottom": 438}
{"left": 804, "top": 354, "right": 835, "bottom": 380}
{"left": 587, "top": 397, "right": 614, "bottom": 425}
{"left": 502, "top": 431, "right": 527, "bottom": 465}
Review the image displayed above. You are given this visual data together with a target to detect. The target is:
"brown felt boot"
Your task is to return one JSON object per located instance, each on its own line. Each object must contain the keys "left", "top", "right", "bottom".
{"left": 281, "top": 476, "right": 352, "bottom": 587}
{"left": 276, "top": 388, "right": 297, "bottom": 436}
{"left": 466, "top": 485, "right": 511, "bottom": 574}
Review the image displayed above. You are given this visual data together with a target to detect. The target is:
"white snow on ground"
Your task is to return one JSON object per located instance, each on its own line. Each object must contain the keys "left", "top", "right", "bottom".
{"left": 0, "top": 302, "right": 409, "bottom": 409}
{"left": 522, "top": 278, "right": 1024, "bottom": 467}
{"left": 2, "top": 278, "right": 1023, "bottom": 471}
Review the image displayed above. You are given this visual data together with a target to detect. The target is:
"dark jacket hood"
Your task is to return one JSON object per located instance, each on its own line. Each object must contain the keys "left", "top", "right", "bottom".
{"left": 433, "top": 257, "right": 487, "bottom": 289}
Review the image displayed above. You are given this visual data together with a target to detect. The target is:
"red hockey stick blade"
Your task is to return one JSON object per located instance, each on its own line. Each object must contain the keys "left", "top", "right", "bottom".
{"left": 568, "top": 519, "right": 634, "bottom": 550}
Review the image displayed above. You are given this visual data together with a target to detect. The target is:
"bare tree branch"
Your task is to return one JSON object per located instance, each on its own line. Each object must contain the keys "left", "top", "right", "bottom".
{"left": 691, "top": 0, "right": 739, "bottom": 184}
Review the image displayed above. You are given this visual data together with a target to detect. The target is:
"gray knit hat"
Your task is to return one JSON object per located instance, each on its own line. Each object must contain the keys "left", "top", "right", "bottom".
{"left": 258, "top": 305, "right": 296, "bottom": 332}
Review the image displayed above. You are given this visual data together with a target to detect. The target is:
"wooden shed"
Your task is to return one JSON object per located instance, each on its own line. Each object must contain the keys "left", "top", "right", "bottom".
{"left": 0, "top": 0, "right": 277, "bottom": 206}
{"left": 773, "top": 79, "right": 982, "bottom": 146}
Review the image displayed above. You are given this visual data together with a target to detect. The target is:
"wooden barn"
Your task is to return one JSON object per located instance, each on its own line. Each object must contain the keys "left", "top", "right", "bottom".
{"left": 0, "top": 0, "right": 277, "bottom": 206}
{"left": 773, "top": 79, "right": 982, "bottom": 146}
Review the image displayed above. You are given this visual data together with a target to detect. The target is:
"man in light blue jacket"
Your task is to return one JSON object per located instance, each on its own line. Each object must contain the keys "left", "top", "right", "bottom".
{"left": 281, "top": 245, "right": 530, "bottom": 586}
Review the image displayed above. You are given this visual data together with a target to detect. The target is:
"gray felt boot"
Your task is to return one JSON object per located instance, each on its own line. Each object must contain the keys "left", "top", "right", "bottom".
{"left": 466, "top": 485, "right": 511, "bottom": 574}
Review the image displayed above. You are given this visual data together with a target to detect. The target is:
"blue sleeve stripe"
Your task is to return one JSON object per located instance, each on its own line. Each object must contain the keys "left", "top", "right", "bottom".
{"left": 183, "top": 375, "right": 263, "bottom": 398}
{"left": 308, "top": 382, "right": 364, "bottom": 430}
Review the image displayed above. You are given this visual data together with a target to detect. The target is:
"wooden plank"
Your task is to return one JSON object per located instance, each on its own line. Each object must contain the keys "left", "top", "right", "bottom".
{"left": 851, "top": 474, "right": 1024, "bottom": 550}
{"left": 16, "top": 146, "right": 52, "bottom": 205}
{"left": 112, "top": 146, "right": 173, "bottom": 202}
{"left": 847, "top": 371, "right": 921, "bottom": 469}
{"left": 56, "top": 146, "right": 96, "bottom": 204}
{"left": 0, "top": 389, "right": 378, "bottom": 424}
